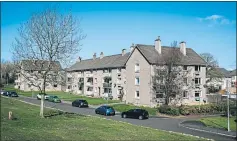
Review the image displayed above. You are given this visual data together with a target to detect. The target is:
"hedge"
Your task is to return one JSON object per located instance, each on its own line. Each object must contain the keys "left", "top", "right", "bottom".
{"left": 158, "top": 102, "right": 236, "bottom": 116}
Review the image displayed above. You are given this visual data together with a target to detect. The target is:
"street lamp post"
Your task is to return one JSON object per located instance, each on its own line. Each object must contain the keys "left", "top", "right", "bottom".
{"left": 226, "top": 80, "right": 230, "bottom": 132}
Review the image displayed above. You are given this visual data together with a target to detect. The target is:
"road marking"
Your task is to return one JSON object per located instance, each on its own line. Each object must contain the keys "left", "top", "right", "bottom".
{"left": 179, "top": 121, "right": 236, "bottom": 138}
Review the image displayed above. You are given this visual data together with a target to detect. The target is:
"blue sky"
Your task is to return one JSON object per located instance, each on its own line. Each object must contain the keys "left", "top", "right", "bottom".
{"left": 1, "top": 2, "right": 236, "bottom": 70}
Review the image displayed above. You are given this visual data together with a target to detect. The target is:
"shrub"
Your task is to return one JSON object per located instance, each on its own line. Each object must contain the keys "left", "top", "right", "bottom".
{"left": 158, "top": 105, "right": 180, "bottom": 116}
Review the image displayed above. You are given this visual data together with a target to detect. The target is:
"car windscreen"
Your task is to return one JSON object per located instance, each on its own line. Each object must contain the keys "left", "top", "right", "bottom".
{"left": 53, "top": 96, "right": 58, "bottom": 98}
{"left": 80, "top": 100, "right": 87, "bottom": 103}
{"left": 106, "top": 107, "right": 114, "bottom": 110}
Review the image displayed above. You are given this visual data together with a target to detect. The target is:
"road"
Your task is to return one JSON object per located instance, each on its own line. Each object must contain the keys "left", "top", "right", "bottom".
{"left": 9, "top": 96, "right": 237, "bottom": 141}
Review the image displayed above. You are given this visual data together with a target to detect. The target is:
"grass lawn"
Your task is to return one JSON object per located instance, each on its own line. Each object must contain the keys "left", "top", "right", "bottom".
{"left": 112, "top": 104, "right": 157, "bottom": 116}
{"left": 3, "top": 85, "right": 120, "bottom": 105}
{"left": 1, "top": 97, "right": 208, "bottom": 141}
{"left": 200, "top": 116, "right": 237, "bottom": 131}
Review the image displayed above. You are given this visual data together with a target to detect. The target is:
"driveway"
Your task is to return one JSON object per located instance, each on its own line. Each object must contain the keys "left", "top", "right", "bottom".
{"left": 9, "top": 96, "right": 236, "bottom": 141}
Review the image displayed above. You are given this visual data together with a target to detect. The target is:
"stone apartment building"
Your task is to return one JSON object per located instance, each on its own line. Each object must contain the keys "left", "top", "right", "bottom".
{"left": 66, "top": 51, "right": 129, "bottom": 100}
{"left": 15, "top": 60, "right": 64, "bottom": 92}
{"left": 125, "top": 37, "right": 207, "bottom": 107}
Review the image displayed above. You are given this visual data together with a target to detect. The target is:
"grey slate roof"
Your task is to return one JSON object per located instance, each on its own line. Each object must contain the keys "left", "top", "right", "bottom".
{"left": 21, "top": 60, "right": 62, "bottom": 71}
{"left": 68, "top": 53, "right": 130, "bottom": 71}
{"left": 216, "top": 68, "right": 230, "bottom": 77}
{"left": 229, "top": 69, "right": 236, "bottom": 77}
{"left": 136, "top": 44, "right": 207, "bottom": 66}
{"left": 68, "top": 44, "right": 206, "bottom": 71}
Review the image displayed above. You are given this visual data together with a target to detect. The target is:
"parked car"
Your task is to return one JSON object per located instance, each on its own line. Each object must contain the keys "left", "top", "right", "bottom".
{"left": 1, "top": 90, "right": 6, "bottom": 95}
{"left": 72, "top": 99, "right": 88, "bottom": 108}
{"left": 37, "top": 93, "right": 50, "bottom": 100}
{"left": 2, "top": 91, "right": 19, "bottom": 97}
{"left": 8, "top": 91, "right": 19, "bottom": 97}
{"left": 121, "top": 109, "right": 149, "bottom": 120}
{"left": 95, "top": 105, "right": 115, "bottom": 116}
{"left": 48, "top": 95, "right": 61, "bottom": 103}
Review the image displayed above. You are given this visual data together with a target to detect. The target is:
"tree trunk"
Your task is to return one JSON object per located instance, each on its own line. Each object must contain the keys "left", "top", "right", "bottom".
{"left": 40, "top": 78, "right": 46, "bottom": 118}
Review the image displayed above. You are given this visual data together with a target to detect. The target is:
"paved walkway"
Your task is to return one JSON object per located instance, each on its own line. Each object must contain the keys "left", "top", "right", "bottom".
{"left": 180, "top": 120, "right": 236, "bottom": 137}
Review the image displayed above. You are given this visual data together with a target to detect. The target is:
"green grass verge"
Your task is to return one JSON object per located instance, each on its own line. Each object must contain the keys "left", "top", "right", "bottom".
{"left": 3, "top": 85, "right": 120, "bottom": 105}
{"left": 1, "top": 97, "right": 208, "bottom": 140}
{"left": 112, "top": 104, "right": 157, "bottom": 115}
{"left": 200, "top": 116, "right": 237, "bottom": 131}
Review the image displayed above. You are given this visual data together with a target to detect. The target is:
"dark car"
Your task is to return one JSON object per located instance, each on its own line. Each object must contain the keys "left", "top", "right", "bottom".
{"left": 95, "top": 105, "right": 115, "bottom": 116}
{"left": 3, "top": 91, "right": 18, "bottom": 97}
{"left": 8, "top": 91, "right": 19, "bottom": 97}
{"left": 121, "top": 109, "right": 149, "bottom": 120}
{"left": 72, "top": 99, "right": 88, "bottom": 108}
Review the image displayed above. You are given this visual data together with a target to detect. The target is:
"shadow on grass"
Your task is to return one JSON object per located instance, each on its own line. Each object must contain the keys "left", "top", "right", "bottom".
{"left": 44, "top": 110, "right": 87, "bottom": 118}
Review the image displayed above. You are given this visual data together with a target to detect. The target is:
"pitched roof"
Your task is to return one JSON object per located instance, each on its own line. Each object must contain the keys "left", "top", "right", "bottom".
{"left": 216, "top": 68, "right": 230, "bottom": 77}
{"left": 229, "top": 69, "right": 236, "bottom": 77}
{"left": 21, "top": 60, "right": 62, "bottom": 71}
{"left": 68, "top": 53, "right": 130, "bottom": 71}
{"left": 135, "top": 44, "right": 207, "bottom": 65}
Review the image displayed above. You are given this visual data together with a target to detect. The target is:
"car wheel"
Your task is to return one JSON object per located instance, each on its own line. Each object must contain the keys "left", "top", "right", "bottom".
{"left": 139, "top": 115, "right": 143, "bottom": 120}
{"left": 95, "top": 111, "right": 98, "bottom": 114}
{"left": 78, "top": 105, "right": 81, "bottom": 108}
{"left": 123, "top": 114, "right": 127, "bottom": 118}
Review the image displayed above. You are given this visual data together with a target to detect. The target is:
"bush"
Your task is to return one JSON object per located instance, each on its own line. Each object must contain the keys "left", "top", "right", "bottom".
{"left": 158, "top": 105, "right": 180, "bottom": 116}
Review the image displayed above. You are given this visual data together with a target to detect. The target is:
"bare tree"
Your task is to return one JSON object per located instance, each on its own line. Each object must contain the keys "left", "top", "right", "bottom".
{"left": 200, "top": 53, "right": 224, "bottom": 92}
{"left": 152, "top": 41, "right": 193, "bottom": 105}
{"left": 1, "top": 59, "right": 16, "bottom": 85}
{"left": 12, "top": 7, "right": 86, "bottom": 118}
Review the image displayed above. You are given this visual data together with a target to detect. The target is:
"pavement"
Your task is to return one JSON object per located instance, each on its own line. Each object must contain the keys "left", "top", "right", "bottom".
{"left": 4, "top": 95, "right": 237, "bottom": 141}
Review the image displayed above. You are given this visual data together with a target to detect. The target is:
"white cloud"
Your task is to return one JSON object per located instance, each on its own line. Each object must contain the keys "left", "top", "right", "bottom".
{"left": 197, "top": 14, "right": 235, "bottom": 26}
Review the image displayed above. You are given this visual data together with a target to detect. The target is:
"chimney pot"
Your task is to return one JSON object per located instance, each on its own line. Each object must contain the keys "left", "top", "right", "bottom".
{"left": 130, "top": 43, "right": 135, "bottom": 52}
{"left": 122, "top": 49, "right": 126, "bottom": 56}
{"left": 155, "top": 36, "right": 161, "bottom": 54}
{"left": 100, "top": 52, "right": 104, "bottom": 59}
{"left": 180, "top": 41, "right": 186, "bottom": 56}
{"left": 93, "top": 53, "right": 96, "bottom": 60}
{"left": 77, "top": 57, "right": 82, "bottom": 62}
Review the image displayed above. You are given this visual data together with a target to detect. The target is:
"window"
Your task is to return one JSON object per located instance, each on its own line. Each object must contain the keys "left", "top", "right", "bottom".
{"left": 68, "top": 78, "right": 72, "bottom": 82}
{"left": 90, "top": 70, "right": 93, "bottom": 74}
{"left": 195, "top": 66, "right": 201, "bottom": 71}
{"left": 79, "top": 86, "right": 83, "bottom": 91}
{"left": 95, "top": 87, "right": 97, "bottom": 92}
{"left": 68, "top": 85, "right": 72, "bottom": 89}
{"left": 195, "top": 91, "right": 200, "bottom": 97}
{"left": 95, "top": 78, "right": 97, "bottom": 83}
{"left": 184, "top": 78, "right": 188, "bottom": 85}
{"left": 53, "top": 84, "right": 57, "bottom": 87}
{"left": 38, "top": 71, "right": 41, "bottom": 73}
{"left": 108, "top": 69, "right": 112, "bottom": 73}
{"left": 135, "top": 77, "right": 140, "bottom": 85}
{"left": 183, "top": 91, "right": 188, "bottom": 98}
{"left": 183, "top": 66, "right": 187, "bottom": 70}
{"left": 30, "top": 70, "right": 33, "bottom": 73}
{"left": 156, "top": 93, "right": 163, "bottom": 98}
{"left": 118, "top": 77, "right": 122, "bottom": 81}
{"left": 135, "top": 63, "right": 140, "bottom": 73}
{"left": 135, "top": 91, "right": 140, "bottom": 98}
{"left": 117, "top": 68, "right": 121, "bottom": 73}
{"left": 195, "top": 78, "right": 201, "bottom": 84}
{"left": 87, "top": 87, "right": 93, "bottom": 91}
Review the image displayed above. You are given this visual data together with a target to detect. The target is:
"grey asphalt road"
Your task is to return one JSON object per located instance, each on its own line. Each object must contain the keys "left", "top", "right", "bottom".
{"left": 9, "top": 96, "right": 237, "bottom": 141}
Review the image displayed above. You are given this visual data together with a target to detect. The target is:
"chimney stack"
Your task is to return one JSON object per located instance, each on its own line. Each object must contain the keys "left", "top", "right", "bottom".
{"left": 155, "top": 36, "right": 161, "bottom": 54}
{"left": 130, "top": 43, "right": 135, "bottom": 52}
{"left": 77, "top": 57, "right": 82, "bottom": 62}
{"left": 180, "top": 41, "right": 186, "bottom": 56}
{"left": 100, "top": 52, "right": 104, "bottom": 59}
{"left": 93, "top": 53, "right": 96, "bottom": 60}
{"left": 122, "top": 49, "right": 126, "bottom": 56}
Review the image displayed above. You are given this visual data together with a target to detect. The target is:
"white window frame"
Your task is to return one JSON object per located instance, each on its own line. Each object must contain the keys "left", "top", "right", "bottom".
{"left": 135, "top": 91, "right": 140, "bottom": 99}
{"left": 135, "top": 63, "right": 140, "bottom": 73}
{"left": 195, "top": 78, "right": 201, "bottom": 84}
{"left": 135, "top": 77, "right": 140, "bottom": 85}
{"left": 195, "top": 91, "right": 200, "bottom": 97}
{"left": 195, "top": 66, "right": 201, "bottom": 71}
{"left": 183, "top": 91, "right": 188, "bottom": 98}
